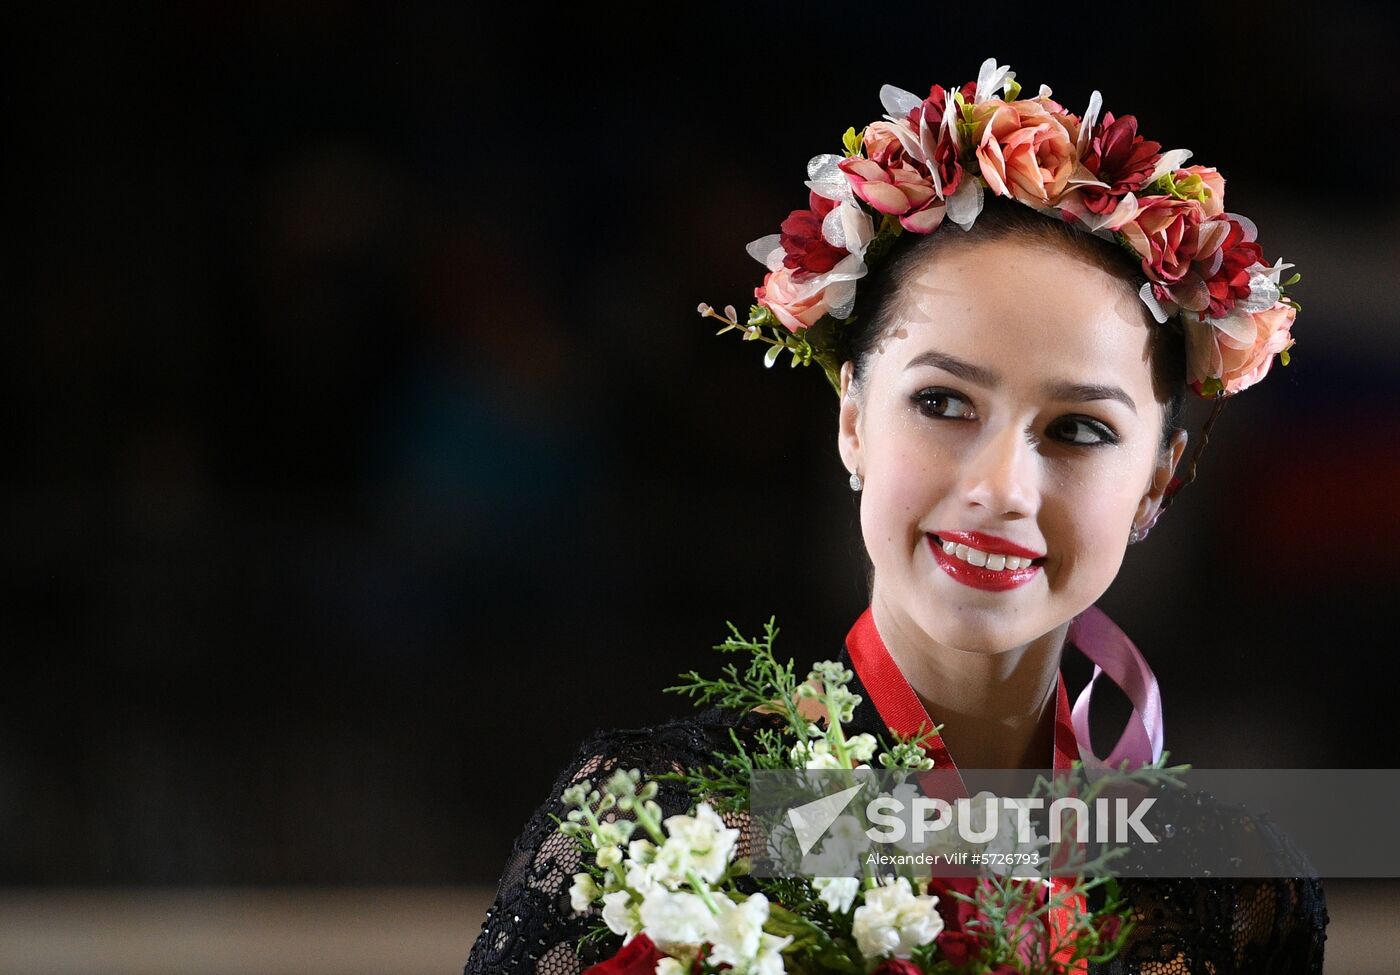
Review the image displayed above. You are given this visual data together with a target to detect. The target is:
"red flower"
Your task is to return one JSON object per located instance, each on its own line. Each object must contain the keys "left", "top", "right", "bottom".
{"left": 903, "top": 85, "right": 964, "bottom": 199}
{"left": 928, "top": 875, "right": 983, "bottom": 933}
{"left": 1204, "top": 218, "right": 1266, "bottom": 318}
{"left": 779, "top": 192, "right": 845, "bottom": 274}
{"left": 935, "top": 930, "right": 982, "bottom": 967}
{"left": 927, "top": 876, "right": 993, "bottom": 967}
{"left": 871, "top": 960, "right": 923, "bottom": 975}
{"left": 581, "top": 932, "right": 667, "bottom": 975}
{"left": 1079, "top": 112, "right": 1162, "bottom": 215}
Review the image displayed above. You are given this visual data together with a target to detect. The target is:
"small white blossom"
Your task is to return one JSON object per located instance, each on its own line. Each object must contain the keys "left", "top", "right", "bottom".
{"left": 601, "top": 889, "right": 642, "bottom": 942}
{"left": 851, "top": 875, "right": 944, "bottom": 960}
{"left": 979, "top": 794, "right": 1047, "bottom": 878}
{"left": 654, "top": 960, "right": 687, "bottom": 975}
{"left": 568, "top": 872, "right": 599, "bottom": 912}
{"left": 707, "top": 892, "right": 793, "bottom": 975}
{"left": 658, "top": 802, "right": 739, "bottom": 884}
{"left": 845, "top": 733, "right": 877, "bottom": 764}
{"left": 805, "top": 814, "right": 869, "bottom": 876}
{"left": 790, "top": 738, "right": 847, "bottom": 770}
{"left": 625, "top": 854, "right": 666, "bottom": 899}
{"left": 597, "top": 844, "right": 622, "bottom": 868}
{"left": 639, "top": 889, "right": 716, "bottom": 953}
{"left": 752, "top": 933, "right": 790, "bottom": 975}
{"left": 709, "top": 892, "right": 768, "bottom": 967}
{"left": 812, "top": 875, "right": 860, "bottom": 914}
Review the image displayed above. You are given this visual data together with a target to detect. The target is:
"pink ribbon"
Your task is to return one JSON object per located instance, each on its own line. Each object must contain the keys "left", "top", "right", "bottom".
{"left": 1067, "top": 605, "right": 1164, "bottom": 773}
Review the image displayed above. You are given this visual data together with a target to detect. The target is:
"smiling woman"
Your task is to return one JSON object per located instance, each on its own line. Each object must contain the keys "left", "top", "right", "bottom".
{"left": 463, "top": 61, "right": 1324, "bottom": 975}
{"left": 833, "top": 198, "right": 1190, "bottom": 773}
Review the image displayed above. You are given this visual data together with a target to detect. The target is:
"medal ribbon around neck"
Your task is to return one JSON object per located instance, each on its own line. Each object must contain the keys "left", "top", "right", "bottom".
{"left": 843, "top": 605, "right": 1078, "bottom": 786}
{"left": 843, "top": 605, "right": 1123, "bottom": 974}
{"left": 843, "top": 603, "right": 1163, "bottom": 778}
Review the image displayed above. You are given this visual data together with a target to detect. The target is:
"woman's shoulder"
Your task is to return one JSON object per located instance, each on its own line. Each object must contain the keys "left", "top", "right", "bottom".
{"left": 1087, "top": 781, "right": 1329, "bottom": 974}
{"left": 558, "top": 704, "right": 789, "bottom": 788}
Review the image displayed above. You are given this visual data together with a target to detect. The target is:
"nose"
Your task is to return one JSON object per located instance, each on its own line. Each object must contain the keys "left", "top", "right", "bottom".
{"left": 960, "top": 419, "right": 1041, "bottom": 517}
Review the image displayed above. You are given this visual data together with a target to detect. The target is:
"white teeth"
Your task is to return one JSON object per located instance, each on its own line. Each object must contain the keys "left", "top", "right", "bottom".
{"left": 937, "top": 537, "right": 1038, "bottom": 571}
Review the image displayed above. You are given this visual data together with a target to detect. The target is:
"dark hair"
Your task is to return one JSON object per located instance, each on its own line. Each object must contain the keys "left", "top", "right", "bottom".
{"left": 840, "top": 193, "right": 1187, "bottom": 453}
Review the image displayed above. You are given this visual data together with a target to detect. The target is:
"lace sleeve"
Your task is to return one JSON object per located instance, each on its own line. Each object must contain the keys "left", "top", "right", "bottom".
{"left": 462, "top": 713, "right": 751, "bottom": 975}
{"left": 1088, "top": 790, "right": 1329, "bottom": 974}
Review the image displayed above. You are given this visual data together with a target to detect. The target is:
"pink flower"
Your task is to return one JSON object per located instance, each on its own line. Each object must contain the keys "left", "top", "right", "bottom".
{"left": 1178, "top": 164, "right": 1226, "bottom": 217}
{"left": 974, "top": 99, "right": 1079, "bottom": 207}
{"left": 838, "top": 154, "right": 946, "bottom": 234}
{"left": 1118, "top": 198, "right": 1217, "bottom": 312}
{"left": 754, "top": 265, "right": 830, "bottom": 333}
{"left": 1187, "top": 301, "right": 1297, "bottom": 396}
{"left": 862, "top": 120, "right": 908, "bottom": 169}
{"left": 1077, "top": 111, "right": 1162, "bottom": 214}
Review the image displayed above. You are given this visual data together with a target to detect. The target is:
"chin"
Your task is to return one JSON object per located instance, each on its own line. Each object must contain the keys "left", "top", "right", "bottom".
{"left": 915, "top": 608, "right": 1040, "bottom": 656}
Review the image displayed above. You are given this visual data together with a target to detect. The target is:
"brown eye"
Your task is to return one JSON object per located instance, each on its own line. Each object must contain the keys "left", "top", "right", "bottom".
{"left": 1051, "top": 416, "right": 1118, "bottom": 447}
{"left": 912, "top": 389, "right": 974, "bottom": 420}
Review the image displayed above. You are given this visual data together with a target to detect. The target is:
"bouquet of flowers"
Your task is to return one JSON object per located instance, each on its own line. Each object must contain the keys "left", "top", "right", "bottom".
{"left": 558, "top": 620, "right": 1178, "bottom": 974}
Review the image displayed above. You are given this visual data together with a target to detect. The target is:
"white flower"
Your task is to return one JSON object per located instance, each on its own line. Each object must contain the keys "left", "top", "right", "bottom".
{"left": 628, "top": 838, "right": 657, "bottom": 864}
{"left": 851, "top": 875, "right": 944, "bottom": 960}
{"left": 812, "top": 876, "right": 860, "bottom": 914}
{"left": 626, "top": 855, "right": 666, "bottom": 899}
{"left": 751, "top": 931, "right": 792, "bottom": 975}
{"left": 602, "top": 889, "right": 642, "bottom": 942}
{"left": 639, "top": 889, "right": 716, "bottom": 953}
{"left": 658, "top": 802, "right": 740, "bottom": 884}
{"left": 654, "top": 959, "right": 688, "bottom": 975}
{"left": 704, "top": 892, "right": 794, "bottom": 975}
{"left": 980, "top": 794, "right": 1047, "bottom": 879}
{"left": 709, "top": 892, "right": 769, "bottom": 968}
{"left": 845, "top": 733, "right": 877, "bottom": 764}
{"left": 790, "top": 738, "right": 869, "bottom": 771}
{"left": 974, "top": 57, "right": 1016, "bottom": 105}
{"left": 805, "top": 813, "right": 868, "bottom": 876}
{"left": 568, "top": 872, "right": 599, "bottom": 912}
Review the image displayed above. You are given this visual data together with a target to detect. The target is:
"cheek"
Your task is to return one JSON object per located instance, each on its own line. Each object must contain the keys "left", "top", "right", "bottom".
{"left": 863, "top": 439, "right": 943, "bottom": 536}
{"left": 1045, "top": 460, "right": 1147, "bottom": 573}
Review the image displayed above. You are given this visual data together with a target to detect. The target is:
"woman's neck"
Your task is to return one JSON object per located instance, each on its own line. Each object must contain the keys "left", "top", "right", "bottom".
{"left": 870, "top": 590, "right": 1068, "bottom": 771}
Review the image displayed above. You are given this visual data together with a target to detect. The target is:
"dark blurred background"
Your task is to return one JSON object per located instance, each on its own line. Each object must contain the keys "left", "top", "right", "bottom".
{"left": 4, "top": 2, "right": 1398, "bottom": 904}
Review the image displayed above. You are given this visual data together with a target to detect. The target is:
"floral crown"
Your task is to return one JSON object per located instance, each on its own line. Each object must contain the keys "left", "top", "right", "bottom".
{"left": 698, "top": 57, "right": 1301, "bottom": 405}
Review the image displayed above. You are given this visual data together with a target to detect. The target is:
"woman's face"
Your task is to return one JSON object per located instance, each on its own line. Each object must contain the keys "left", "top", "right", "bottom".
{"left": 838, "top": 235, "right": 1188, "bottom": 655}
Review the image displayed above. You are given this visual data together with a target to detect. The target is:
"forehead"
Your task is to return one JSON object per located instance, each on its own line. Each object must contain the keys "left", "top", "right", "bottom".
{"left": 874, "top": 237, "right": 1157, "bottom": 387}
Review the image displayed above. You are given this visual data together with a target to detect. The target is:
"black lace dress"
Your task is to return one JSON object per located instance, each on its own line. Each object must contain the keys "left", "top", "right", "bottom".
{"left": 463, "top": 645, "right": 1329, "bottom": 974}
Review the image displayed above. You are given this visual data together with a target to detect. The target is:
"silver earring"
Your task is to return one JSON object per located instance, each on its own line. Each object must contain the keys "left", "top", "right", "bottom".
{"left": 849, "top": 472, "right": 863, "bottom": 492}
{"left": 1128, "top": 524, "right": 1141, "bottom": 545}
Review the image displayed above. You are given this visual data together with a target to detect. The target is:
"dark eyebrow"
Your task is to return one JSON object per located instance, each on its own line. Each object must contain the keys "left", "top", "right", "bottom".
{"left": 904, "top": 349, "right": 1137, "bottom": 414}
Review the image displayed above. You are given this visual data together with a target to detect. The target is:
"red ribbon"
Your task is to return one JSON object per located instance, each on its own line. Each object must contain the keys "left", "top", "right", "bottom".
{"left": 844, "top": 604, "right": 1111, "bottom": 973}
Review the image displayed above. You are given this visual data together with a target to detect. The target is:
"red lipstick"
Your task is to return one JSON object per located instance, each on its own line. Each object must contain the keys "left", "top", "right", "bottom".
{"left": 927, "top": 533, "right": 1043, "bottom": 592}
{"left": 932, "top": 530, "right": 1044, "bottom": 560}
